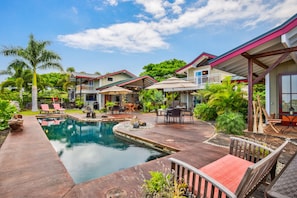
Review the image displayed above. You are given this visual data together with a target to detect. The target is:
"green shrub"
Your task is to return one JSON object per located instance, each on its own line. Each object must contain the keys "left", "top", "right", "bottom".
{"left": 139, "top": 89, "right": 165, "bottom": 113}
{"left": 143, "top": 171, "right": 187, "bottom": 198}
{"left": 0, "top": 99, "right": 18, "bottom": 130}
{"left": 194, "top": 103, "right": 217, "bottom": 121}
{"left": 216, "top": 112, "right": 245, "bottom": 135}
{"left": 75, "top": 98, "right": 84, "bottom": 108}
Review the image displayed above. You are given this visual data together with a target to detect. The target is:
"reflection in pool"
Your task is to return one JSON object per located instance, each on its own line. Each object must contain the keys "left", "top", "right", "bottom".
{"left": 40, "top": 118, "right": 167, "bottom": 183}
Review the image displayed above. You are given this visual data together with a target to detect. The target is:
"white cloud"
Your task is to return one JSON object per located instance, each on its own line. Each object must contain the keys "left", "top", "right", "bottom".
{"left": 168, "top": 0, "right": 184, "bottom": 15}
{"left": 58, "top": 0, "right": 297, "bottom": 53}
{"left": 58, "top": 21, "right": 169, "bottom": 52}
{"left": 135, "top": 0, "right": 166, "bottom": 19}
{"left": 242, "top": 0, "right": 297, "bottom": 27}
{"left": 104, "top": 0, "right": 119, "bottom": 6}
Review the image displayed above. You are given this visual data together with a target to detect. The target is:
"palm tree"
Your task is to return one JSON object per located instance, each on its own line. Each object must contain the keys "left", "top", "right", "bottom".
{"left": 1, "top": 34, "right": 63, "bottom": 111}
{"left": 0, "top": 60, "right": 33, "bottom": 92}
{"left": 206, "top": 76, "right": 247, "bottom": 115}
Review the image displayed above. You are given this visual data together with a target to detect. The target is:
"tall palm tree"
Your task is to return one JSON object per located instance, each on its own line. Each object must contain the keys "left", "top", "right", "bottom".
{"left": 1, "top": 34, "right": 63, "bottom": 111}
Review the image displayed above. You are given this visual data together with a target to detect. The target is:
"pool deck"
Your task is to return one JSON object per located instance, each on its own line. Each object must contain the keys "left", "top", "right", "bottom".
{"left": 0, "top": 113, "right": 228, "bottom": 197}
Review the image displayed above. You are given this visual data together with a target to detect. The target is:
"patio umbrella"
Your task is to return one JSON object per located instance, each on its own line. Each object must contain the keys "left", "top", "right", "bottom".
{"left": 146, "top": 77, "right": 198, "bottom": 92}
{"left": 98, "top": 86, "right": 132, "bottom": 95}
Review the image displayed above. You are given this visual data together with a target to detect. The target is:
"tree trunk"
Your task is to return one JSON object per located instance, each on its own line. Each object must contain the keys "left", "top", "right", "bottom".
{"left": 32, "top": 86, "right": 38, "bottom": 112}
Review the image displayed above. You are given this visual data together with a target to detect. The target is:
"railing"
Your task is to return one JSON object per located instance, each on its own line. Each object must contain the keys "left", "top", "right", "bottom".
{"left": 185, "top": 74, "right": 222, "bottom": 89}
{"left": 75, "top": 85, "right": 96, "bottom": 93}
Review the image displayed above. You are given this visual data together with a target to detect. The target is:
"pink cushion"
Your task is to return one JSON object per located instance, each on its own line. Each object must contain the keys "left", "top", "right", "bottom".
{"left": 200, "top": 154, "right": 254, "bottom": 193}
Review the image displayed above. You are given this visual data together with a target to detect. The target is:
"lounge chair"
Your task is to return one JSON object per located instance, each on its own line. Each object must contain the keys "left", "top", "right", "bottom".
{"left": 40, "top": 104, "right": 54, "bottom": 114}
{"left": 262, "top": 108, "right": 282, "bottom": 133}
{"left": 53, "top": 103, "right": 65, "bottom": 114}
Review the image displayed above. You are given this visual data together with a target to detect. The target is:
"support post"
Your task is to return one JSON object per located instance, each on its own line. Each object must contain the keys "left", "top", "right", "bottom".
{"left": 248, "top": 58, "right": 254, "bottom": 131}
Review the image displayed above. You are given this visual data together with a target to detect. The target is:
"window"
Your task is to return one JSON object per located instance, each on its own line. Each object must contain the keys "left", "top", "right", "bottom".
{"left": 280, "top": 74, "right": 297, "bottom": 113}
{"left": 86, "top": 94, "right": 97, "bottom": 101}
{"left": 195, "top": 70, "right": 209, "bottom": 85}
{"left": 88, "top": 80, "right": 94, "bottom": 87}
{"left": 108, "top": 77, "right": 113, "bottom": 81}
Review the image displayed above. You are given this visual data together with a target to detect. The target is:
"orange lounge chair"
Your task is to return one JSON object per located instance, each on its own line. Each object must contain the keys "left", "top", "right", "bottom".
{"left": 53, "top": 104, "right": 65, "bottom": 114}
{"left": 40, "top": 104, "right": 54, "bottom": 114}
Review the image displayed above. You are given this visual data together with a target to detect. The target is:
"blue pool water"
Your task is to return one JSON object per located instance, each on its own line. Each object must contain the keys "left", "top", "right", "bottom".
{"left": 40, "top": 118, "right": 167, "bottom": 184}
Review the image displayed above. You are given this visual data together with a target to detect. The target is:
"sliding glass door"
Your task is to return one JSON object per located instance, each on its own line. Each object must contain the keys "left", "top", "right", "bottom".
{"left": 280, "top": 74, "right": 297, "bottom": 113}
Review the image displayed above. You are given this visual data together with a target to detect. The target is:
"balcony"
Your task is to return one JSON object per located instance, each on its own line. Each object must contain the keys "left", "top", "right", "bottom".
{"left": 185, "top": 74, "right": 222, "bottom": 89}
{"left": 75, "top": 85, "right": 97, "bottom": 94}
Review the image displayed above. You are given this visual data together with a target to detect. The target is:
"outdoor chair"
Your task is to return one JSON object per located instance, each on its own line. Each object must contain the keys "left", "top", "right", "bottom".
{"left": 182, "top": 109, "right": 194, "bottom": 123}
{"left": 262, "top": 108, "right": 282, "bottom": 133}
{"left": 40, "top": 104, "right": 54, "bottom": 114}
{"left": 155, "top": 109, "right": 166, "bottom": 123}
{"left": 111, "top": 105, "right": 124, "bottom": 114}
{"left": 53, "top": 103, "right": 66, "bottom": 114}
{"left": 166, "top": 108, "right": 183, "bottom": 123}
{"left": 170, "top": 137, "right": 288, "bottom": 198}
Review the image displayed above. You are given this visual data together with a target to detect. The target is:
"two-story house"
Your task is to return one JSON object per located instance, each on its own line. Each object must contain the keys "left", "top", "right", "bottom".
{"left": 175, "top": 52, "right": 236, "bottom": 109}
{"left": 71, "top": 70, "right": 156, "bottom": 110}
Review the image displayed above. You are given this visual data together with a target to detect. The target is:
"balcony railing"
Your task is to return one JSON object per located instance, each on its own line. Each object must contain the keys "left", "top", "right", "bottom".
{"left": 75, "top": 85, "right": 97, "bottom": 93}
{"left": 185, "top": 74, "right": 222, "bottom": 89}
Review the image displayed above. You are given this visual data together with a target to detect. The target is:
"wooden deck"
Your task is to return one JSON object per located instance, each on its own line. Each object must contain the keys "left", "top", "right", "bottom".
{"left": 0, "top": 113, "right": 229, "bottom": 197}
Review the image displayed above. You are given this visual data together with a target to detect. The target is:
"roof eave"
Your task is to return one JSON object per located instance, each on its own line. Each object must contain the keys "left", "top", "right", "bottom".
{"left": 210, "top": 13, "right": 297, "bottom": 67}
{"left": 176, "top": 52, "right": 216, "bottom": 74}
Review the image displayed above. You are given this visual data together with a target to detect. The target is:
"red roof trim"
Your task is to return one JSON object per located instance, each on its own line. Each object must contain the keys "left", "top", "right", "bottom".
{"left": 74, "top": 76, "right": 95, "bottom": 79}
{"left": 176, "top": 52, "right": 216, "bottom": 73}
{"left": 210, "top": 15, "right": 297, "bottom": 67}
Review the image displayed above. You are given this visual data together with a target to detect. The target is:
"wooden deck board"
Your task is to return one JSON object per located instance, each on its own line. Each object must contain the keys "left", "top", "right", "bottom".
{"left": 0, "top": 113, "right": 228, "bottom": 198}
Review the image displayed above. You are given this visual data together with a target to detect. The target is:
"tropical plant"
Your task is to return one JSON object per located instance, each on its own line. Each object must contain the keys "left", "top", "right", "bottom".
{"left": 139, "top": 89, "right": 164, "bottom": 112}
{"left": 105, "top": 101, "right": 116, "bottom": 110}
{"left": 194, "top": 103, "right": 217, "bottom": 121}
{"left": 75, "top": 98, "right": 84, "bottom": 108}
{"left": 0, "top": 61, "right": 33, "bottom": 92}
{"left": 193, "top": 76, "right": 248, "bottom": 120}
{"left": 216, "top": 112, "right": 245, "bottom": 135}
{"left": 207, "top": 76, "right": 247, "bottom": 115}
{"left": 164, "top": 92, "right": 179, "bottom": 108}
{"left": 143, "top": 171, "right": 187, "bottom": 198}
{"left": 253, "top": 83, "right": 265, "bottom": 106}
{"left": 1, "top": 34, "right": 63, "bottom": 111}
{"left": 0, "top": 99, "right": 18, "bottom": 130}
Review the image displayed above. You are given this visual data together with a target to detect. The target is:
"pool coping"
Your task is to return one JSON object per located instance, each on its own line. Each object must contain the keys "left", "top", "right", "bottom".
{"left": 0, "top": 113, "right": 228, "bottom": 197}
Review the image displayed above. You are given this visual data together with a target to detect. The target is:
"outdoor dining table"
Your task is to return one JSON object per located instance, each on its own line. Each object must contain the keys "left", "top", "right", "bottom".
{"left": 280, "top": 113, "right": 297, "bottom": 132}
{"left": 164, "top": 108, "right": 183, "bottom": 123}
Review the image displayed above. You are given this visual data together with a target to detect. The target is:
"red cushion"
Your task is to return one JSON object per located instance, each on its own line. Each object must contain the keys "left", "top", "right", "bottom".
{"left": 200, "top": 154, "right": 254, "bottom": 193}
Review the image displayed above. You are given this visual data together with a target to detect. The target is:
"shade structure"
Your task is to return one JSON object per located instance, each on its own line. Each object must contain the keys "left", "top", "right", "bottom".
{"left": 99, "top": 86, "right": 132, "bottom": 95}
{"left": 145, "top": 77, "right": 198, "bottom": 92}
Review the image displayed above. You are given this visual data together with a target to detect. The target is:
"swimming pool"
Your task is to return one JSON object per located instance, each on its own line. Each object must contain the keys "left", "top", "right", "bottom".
{"left": 40, "top": 118, "right": 167, "bottom": 184}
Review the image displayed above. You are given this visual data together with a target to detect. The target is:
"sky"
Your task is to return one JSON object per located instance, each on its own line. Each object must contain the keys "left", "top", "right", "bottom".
{"left": 0, "top": 0, "right": 296, "bottom": 82}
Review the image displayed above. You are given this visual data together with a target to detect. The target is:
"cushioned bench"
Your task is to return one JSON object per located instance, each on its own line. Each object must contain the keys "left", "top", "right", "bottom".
{"left": 170, "top": 137, "right": 288, "bottom": 198}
